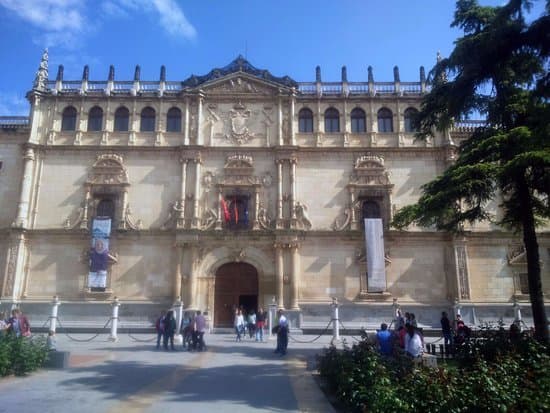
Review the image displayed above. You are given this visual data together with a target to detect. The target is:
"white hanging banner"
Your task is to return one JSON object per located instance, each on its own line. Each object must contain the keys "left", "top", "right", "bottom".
{"left": 364, "top": 218, "right": 386, "bottom": 292}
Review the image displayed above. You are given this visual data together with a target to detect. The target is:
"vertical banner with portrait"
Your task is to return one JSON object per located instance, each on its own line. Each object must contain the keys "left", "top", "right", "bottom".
{"left": 364, "top": 218, "right": 387, "bottom": 292}
{"left": 89, "top": 217, "right": 112, "bottom": 289}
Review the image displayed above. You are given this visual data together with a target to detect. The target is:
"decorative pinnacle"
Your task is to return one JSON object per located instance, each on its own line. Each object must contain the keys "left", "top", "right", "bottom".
{"left": 32, "top": 48, "right": 49, "bottom": 91}
{"left": 393, "top": 66, "right": 400, "bottom": 83}
{"left": 160, "top": 65, "right": 166, "bottom": 82}
{"left": 367, "top": 66, "right": 374, "bottom": 83}
{"left": 315, "top": 66, "right": 321, "bottom": 82}
{"left": 341, "top": 66, "right": 347, "bottom": 82}
{"left": 134, "top": 65, "right": 141, "bottom": 81}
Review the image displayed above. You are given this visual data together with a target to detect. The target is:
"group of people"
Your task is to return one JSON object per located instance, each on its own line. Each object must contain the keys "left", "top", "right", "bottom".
{"left": 376, "top": 310, "right": 473, "bottom": 359}
{"left": 155, "top": 309, "right": 208, "bottom": 352}
{"left": 0, "top": 309, "right": 31, "bottom": 338}
{"left": 233, "top": 307, "right": 267, "bottom": 342}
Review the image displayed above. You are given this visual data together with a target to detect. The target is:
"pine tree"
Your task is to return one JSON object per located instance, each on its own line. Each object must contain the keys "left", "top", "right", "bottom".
{"left": 393, "top": 0, "right": 549, "bottom": 342}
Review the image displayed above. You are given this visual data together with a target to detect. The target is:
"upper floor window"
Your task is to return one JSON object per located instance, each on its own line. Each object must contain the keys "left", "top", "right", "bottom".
{"left": 351, "top": 108, "right": 366, "bottom": 133}
{"left": 140, "top": 107, "right": 156, "bottom": 132}
{"left": 404, "top": 108, "right": 419, "bottom": 133}
{"left": 324, "top": 108, "right": 340, "bottom": 133}
{"left": 166, "top": 107, "right": 182, "bottom": 132}
{"left": 114, "top": 107, "right": 130, "bottom": 132}
{"left": 61, "top": 106, "right": 77, "bottom": 131}
{"left": 88, "top": 106, "right": 103, "bottom": 132}
{"left": 377, "top": 108, "right": 393, "bottom": 133}
{"left": 96, "top": 198, "right": 115, "bottom": 219}
{"left": 298, "top": 108, "right": 314, "bottom": 133}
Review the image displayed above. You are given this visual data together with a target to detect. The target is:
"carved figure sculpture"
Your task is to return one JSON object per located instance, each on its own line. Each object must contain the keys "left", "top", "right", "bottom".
{"left": 202, "top": 207, "right": 218, "bottom": 230}
{"left": 257, "top": 202, "right": 272, "bottom": 230}
{"left": 295, "top": 202, "right": 312, "bottom": 230}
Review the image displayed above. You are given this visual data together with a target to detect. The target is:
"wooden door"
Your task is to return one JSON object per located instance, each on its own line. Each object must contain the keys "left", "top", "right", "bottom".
{"left": 214, "top": 262, "right": 258, "bottom": 327}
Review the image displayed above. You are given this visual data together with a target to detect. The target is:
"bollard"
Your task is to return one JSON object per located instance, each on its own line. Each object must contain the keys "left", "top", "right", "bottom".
{"left": 268, "top": 296, "right": 277, "bottom": 340}
{"left": 109, "top": 296, "right": 120, "bottom": 342}
{"left": 453, "top": 298, "right": 462, "bottom": 319}
{"left": 439, "top": 344, "right": 444, "bottom": 357}
{"left": 331, "top": 297, "right": 340, "bottom": 343}
{"left": 173, "top": 297, "right": 184, "bottom": 345}
{"left": 392, "top": 298, "right": 399, "bottom": 327}
{"left": 50, "top": 295, "right": 61, "bottom": 333}
{"left": 513, "top": 299, "right": 522, "bottom": 330}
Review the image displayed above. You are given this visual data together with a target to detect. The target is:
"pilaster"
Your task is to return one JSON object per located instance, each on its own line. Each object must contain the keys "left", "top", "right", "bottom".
{"left": 13, "top": 146, "right": 36, "bottom": 228}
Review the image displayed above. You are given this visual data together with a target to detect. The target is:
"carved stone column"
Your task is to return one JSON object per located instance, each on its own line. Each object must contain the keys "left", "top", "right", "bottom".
{"left": 349, "top": 187, "right": 358, "bottom": 230}
{"left": 173, "top": 244, "right": 183, "bottom": 301}
{"left": 453, "top": 237, "right": 471, "bottom": 301}
{"left": 215, "top": 187, "right": 223, "bottom": 230}
{"left": 290, "top": 94, "right": 296, "bottom": 145}
{"left": 184, "top": 97, "right": 190, "bottom": 145}
{"left": 276, "top": 160, "right": 284, "bottom": 229}
{"left": 178, "top": 158, "right": 188, "bottom": 228}
{"left": 13, "top": 146, "right": 36, "bottom": 228}
{"left": 191, "top": 158, "right": 201, "bottom": 229}
{"left": 118, "top": 188, "right": 129, "bottom": 230}
{"left": 290, "top": 158, "right": 297, "bottom": 227}
{"left": 80, "top": 186, "right": 91, "bottom": 229}
{"left": 1, "top": 233, "right": 27, "bottom": 301}
{"left": 275, "top": 243, "right": 285, "bottom": 309}
{"left": 290, "top": 242, "right": 300, "bottom": 309}
{"left": 252, "top": 188, "right": 260, "bottom": 230}
{"left": 277, "top": 96, "right": 283, "bottom": 146}
{"left": 187, "top": 245, "right": 198, "bottom": 310}
{"left": 196, "top": 93, "right": 204, "bottom": 145}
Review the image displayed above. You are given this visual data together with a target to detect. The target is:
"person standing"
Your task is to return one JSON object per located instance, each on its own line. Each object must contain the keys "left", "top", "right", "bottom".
{"left": 440, "top": 311, "right": 453, "bottom": 346}
{"left": 405, "top": 324, "right": 423, "bottom": 359}
{"left": 247, "top": 310, "right": 256, "bottom": 339}
{"left": 376, "top": 323, "right": 393, "bottom": 356}
{"left": 234, "top": 309, "right": 245, "bottom": 342}
{"left": 163, "top": 310, "right": 176, "bottom": 351}
{"left": 274, "top": 309, "right": 289, "bottom": 355}
{"left": 193, "top": 311, "right": 207, "bottom": 351}
{"left": 256, "top": 307, "right": 266, "bottom": 342}
{"left": 155, "top": 310, "right": 166, "bottom": 349}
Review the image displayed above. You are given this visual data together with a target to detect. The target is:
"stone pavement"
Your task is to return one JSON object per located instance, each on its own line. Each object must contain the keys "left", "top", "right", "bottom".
{"left": 0, "top": 332, "right": 341, "bottom": 413}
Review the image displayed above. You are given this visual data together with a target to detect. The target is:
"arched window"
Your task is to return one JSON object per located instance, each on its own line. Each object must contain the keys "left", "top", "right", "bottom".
{"left": 166, "top": 107, "right": 182, "bottom": 132}
{"left": 404, "top": 108, "right": 419, "bottom": 133}
{"left": 88, "top": 106, "right": 103, "bottom": 132}
{"left": 324, "top": 108, "right": 340, "bottom": 133}
{"left": 377, "top": 108, "right": 393, "bottom": 133}
{"left": 114, "top": 107, "right": 130, "bottom": 132}
{"left": 350, "top": 108, "right": 366, "bottom": 133}
{"left": 61, "top": 106, "right": 77, "bottom": 131}
{"left": 96, "top": 199, "right": 115, "bottom": 219}
{"left": 298, "top": 108, "right": 314, "bottom": 133}
{"left": 140, "top": 107, "right": 156, "bottom": 132}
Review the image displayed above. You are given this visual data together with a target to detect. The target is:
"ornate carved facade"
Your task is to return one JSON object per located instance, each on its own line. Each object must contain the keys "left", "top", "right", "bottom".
{"left": 0, "top": 53, "right": 548, "bottom": 329}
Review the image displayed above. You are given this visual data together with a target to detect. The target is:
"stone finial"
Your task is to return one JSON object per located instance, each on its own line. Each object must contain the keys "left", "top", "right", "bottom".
{"left": 315, "top": 65, "right": 321, "bottom": 82}
{"left": 32, "top": 48, "right": 49, "bottom": 91}
{"left": 437, "top": 50, "right": 443, "bottom": 63}
{"left": 134, "top": 65, "right": 141, "bottom": 81}
{"left": 420, "top": 66, "right": 426, "bottom": 83}
{"left": 341, "top": 66, "right": 347, "bottom": 82}
{"left": 108, "top": 65, "right": 115, "bottom": 81}
{"left": 393, "top": 66, "right": 400, "bottom": 83}
{"left": 56, "top": 65, "right": 64, "bottom": 81}
{"left": 368, "top": 66, "right": 374, "bottom": 83}
{"left": 82, "top": 65, "right": 89, "bottom": 81}
{"left": 160, "top": 65, "right": 166, "bottom": 82}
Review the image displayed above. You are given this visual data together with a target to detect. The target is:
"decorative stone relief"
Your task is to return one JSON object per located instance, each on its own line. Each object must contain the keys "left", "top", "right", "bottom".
{"left": 294, "top": 202, "right": 312, "bottom": 230}
{"left": 261, "top": 173, "right": 273, "bottom": 187}
{"left": 4, "top": 242, "right": 19, "bottom": 296}
{"left": 225, "top": 101, "right": 254, "bottom": 144}
{"left": 201, "top": 207, "right": 218, "bottom": 230}
{"left": 257, "top": 202, "right": 273, "bottom": 230}
{"left": 121, "top": 204, "right": 142, "bottom": 230}
{"left": 507, "top": 244, "right": 526, "bottom": 265}
{"left": 161, "top": 201, "right": 184, "bottom": 230}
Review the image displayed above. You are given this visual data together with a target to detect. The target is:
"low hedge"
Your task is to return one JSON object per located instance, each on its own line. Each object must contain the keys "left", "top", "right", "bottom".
{"left": 0, "top": 334, "right": 49, "bottom": 376}
{"left": 317, "top": 330, "right": 550, "bottom": 413}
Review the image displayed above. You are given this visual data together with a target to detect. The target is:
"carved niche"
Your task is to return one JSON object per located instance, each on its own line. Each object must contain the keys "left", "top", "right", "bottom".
{"left": 333, "top": 154, "right": 394, "bottom": 231}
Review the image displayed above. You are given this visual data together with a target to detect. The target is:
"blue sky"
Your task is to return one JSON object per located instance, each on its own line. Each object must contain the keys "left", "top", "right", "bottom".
{"left": 0, "top": 0, "right": 546, "bottom": 115}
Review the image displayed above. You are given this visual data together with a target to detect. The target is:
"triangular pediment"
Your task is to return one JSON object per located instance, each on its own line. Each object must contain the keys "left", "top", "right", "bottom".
{"left": 199, "top": 73, "right": 283, "bottom": 95}
{"left": 182, "top": 55, "right": 297, "bottom": 92}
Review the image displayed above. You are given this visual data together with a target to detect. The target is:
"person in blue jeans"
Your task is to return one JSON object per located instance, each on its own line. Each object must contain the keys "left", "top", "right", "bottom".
{"left": 255, "top": 307, "right": 266, "bottom": 342}
{"left": 376, "top": 323, "right": 393, "bottom": 356}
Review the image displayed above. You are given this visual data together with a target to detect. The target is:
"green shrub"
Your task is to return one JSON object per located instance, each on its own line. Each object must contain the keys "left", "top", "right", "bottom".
{"left": 0, "top": 333, "right": 49, "bottom": 376}
{"left": 317, "top": 331, "right": 550, "bottom": 413}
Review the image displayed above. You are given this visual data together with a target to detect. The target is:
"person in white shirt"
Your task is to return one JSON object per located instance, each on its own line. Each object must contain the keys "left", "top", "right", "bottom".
{"left": 274, "top": 309, "right": 289, "bottom": 355}
{"left": 234, "top": 309, "right": 245, "bottom": 342}
{"left": 405, "top": 324, "right": 423, "bottom": 359}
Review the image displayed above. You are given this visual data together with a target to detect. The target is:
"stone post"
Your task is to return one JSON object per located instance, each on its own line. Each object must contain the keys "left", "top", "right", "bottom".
{"left": 50, "top": 295, "right": 60, "bottom": 333}
{"left": 268, "top": 296, "right": 277, "bottom": 340}
{"left": 513, "top": 298, "right": 522, "bottom": 328}
{"left": 331, "top": 297, "right": 340, "bottom": 343}
{"left": 392, "top": 297, "right": 399, "bottom": 327}
{"left": 173, "top": 297, "right": 184, "bottom": 344}
{"left": 453, "top": 299, "right": 462, "bottom": 318}
{"left": 14, "top": 146, "right": 36, "bottom": 228}
{"left": 109, "top": 297, "right": 120, "bottom": 342}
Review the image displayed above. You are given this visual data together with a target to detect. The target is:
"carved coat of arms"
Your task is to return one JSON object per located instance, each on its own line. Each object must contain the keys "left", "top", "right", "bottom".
{"left": 226, "top": 102, "right": 254, "bottom": 144}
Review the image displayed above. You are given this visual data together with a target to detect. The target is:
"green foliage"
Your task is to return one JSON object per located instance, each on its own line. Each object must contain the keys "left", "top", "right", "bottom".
{"left": 0, "top": 334, "right": 49, "bottom": 376}
{"left": 317, "top": 331, "right": 550, "bottom": 413}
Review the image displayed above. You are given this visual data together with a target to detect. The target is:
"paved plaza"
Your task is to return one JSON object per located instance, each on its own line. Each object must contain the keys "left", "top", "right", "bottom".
{"left": 0, "top": 332, "right": 340, "bottom": 413}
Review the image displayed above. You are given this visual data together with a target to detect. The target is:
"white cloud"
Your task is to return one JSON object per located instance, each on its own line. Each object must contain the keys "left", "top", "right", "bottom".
{"left": 0, "top": 0, "right": 86, "bottom": 47}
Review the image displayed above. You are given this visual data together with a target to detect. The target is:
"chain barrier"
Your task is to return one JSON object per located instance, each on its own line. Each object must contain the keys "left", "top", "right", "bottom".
{"left": 337, "top": 320, "right": 365, "bottom": 343}
{"left": 121, "top": 319, "right": 157, "bottom": 343}
{"left": 288, "top": 319, "right": 334, "bottom": 344}
{"left": 55, "top": 316, "right": 114, "bottom": 342}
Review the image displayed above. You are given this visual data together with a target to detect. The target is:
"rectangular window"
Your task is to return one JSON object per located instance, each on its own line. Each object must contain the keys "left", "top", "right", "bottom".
{"left": 518, "top": 273, "right": 529, "bottom": 295}
{"left": 226, "top": 196, "right": 250, "bottom": 230}
{"left": 351, "top": 117, "right": 366, "bottom": 133}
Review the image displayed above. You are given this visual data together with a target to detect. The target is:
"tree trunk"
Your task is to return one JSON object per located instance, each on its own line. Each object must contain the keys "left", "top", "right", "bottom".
{"left": 518, "top": 181, "right": 549, "bottom": 343}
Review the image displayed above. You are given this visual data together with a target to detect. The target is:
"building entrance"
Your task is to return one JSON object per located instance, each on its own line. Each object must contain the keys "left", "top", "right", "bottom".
{"left": 214, "top": 262, "right": 258, "bottom": 327}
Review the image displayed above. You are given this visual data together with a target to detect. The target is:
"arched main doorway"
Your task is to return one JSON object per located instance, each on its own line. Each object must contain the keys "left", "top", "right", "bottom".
{"left": 214, "top": 262, "right": 258, "bottom": 327}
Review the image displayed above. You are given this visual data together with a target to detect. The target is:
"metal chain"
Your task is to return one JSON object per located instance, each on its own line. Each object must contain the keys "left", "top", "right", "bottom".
{"left": 55, "top": 316, "right": 114, "bottom": 342}
{"left": 288, "top": 319, "right": 334, "bottom": 343}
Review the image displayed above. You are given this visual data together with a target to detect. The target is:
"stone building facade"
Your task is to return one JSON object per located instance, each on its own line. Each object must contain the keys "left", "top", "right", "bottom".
{"left": 0, "top": 51, "right": 548, "bottom": 329}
